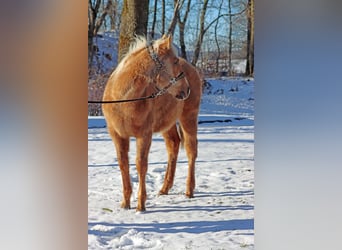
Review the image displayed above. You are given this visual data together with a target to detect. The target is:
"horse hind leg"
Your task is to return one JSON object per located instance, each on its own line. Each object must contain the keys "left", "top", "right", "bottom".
{"left": 108, "top": 127, "right": 131, "bottom": 209}
{"left": 159, "top": 125, "right": 180, "bottom": 195}
{"left": 179, "top": 117, "right": 198, "bottom": 198}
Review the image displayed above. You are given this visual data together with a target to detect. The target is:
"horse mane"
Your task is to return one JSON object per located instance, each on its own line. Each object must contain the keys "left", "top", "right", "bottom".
{"left": 113, "top": 36, "right": 148, "bottom": 75}
{"left": 114, "top": 35, "right": 178, "bottom": 75}
{"left": 121, "top": 35, "right": 178, "bottom": 63}
{"left": 124, "top": 36, "right": 148, "bottom": 60}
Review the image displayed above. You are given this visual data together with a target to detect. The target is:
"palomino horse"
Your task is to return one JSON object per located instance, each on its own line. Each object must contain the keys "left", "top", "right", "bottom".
{"left": 102, "top": 35, "right": 202, "bottom": 211}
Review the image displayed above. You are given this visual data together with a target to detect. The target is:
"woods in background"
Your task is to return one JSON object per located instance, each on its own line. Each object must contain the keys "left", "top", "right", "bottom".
{"left": 88, "top": 0, "right": 254, "bottom": 76}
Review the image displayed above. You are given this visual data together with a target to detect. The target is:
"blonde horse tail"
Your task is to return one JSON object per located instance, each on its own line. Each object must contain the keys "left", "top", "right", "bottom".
{"left": 177, "top": 123, "right": 184, "bottom": 149}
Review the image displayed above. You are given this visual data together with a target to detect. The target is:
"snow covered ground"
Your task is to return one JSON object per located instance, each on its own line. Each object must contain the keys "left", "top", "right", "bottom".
{"left": 88, "top": 78, "right": 254, "bottom": 249}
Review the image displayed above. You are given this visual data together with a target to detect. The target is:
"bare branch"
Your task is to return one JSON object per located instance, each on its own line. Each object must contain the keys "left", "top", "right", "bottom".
{"left": 166, "top": 0, "right": 184, "bottom": 36}
{"left": 191, "top": 0, "right": 209, "bottom": 65}
{"left": 203, "top": 7, "right": 247, "bottom": 34}
{"left": 94, "top": 0, "right": 113, "bottom": 35}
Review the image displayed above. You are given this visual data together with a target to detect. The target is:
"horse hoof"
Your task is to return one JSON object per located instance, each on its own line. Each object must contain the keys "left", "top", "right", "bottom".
{"left": 136, "top": 206, "right": 146, "bottom": 212}
{"left": 158, "top": 190, "right": 168, "bottom": 195}
{"left": 185, "top": 193, "right": 194, "bottom": 198}
{"left": 121, "top": 202, "right": 131, "bottom": 209}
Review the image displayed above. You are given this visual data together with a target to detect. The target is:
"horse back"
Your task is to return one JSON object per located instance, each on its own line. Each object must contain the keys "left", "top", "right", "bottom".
{"left": 179, "top": 58, "right": 203, "bottom": 113}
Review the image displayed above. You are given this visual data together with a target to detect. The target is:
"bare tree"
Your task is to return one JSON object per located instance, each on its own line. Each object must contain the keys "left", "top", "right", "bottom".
{"left": 151, "top": 0, "right": 158, "bottom": 38}
{"left": 191, "top": 0, "right": 247, "bottom": 68}
{"left": 88, "top": 0, "right": 102, "bottom": 65}
{"left": 88, "top": 0, "right": 116, "bottom": 65}
{"left": 166, "top": 0, "right": 183, "bottom": 36}
{"left": 118, "top": 0, "right": 150, "bottom": 62}
{"left": 245, "top": 0, "right": 254, "bottom": 76}
{"left": 161, "top": 0, "right": 166, "bottom": 35}
{"left": 108, "top": 0, "right": 119, "bottom": 31}
{"left": 178, "top": 0, "right": 192, "bottom": 60}
{"left": 191, "top": 0, "right": 209, "bottom": 66}
{"left": 88, "top": 0, "right": 101, "bottom": 38}
{"left": 214, "top": 0, "right": 224, "bottom": 73}
{"left": 228, "top": 0, "right": 233, "bottom": 75}
{"left": 94, "top": 0, "right": 114, "bottom": 35}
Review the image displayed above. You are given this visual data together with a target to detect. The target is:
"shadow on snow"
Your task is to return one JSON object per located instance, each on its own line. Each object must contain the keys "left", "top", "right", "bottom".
{"left": 88, "top": 218, "right": 254, "bottom": 236}
{"left": 88, "top": 158, "right": 254, "bottom": 168}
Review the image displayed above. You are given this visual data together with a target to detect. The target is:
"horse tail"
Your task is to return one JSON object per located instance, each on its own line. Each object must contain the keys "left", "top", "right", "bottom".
{"left": 177, "top": 123, "right": 184, "bottom": 149}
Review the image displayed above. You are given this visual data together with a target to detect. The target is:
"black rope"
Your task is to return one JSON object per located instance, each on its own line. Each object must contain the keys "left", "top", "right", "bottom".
{"left": 88, "top": 72, "right": 185, "bottom": 104}
{"left": 88, "top": 92, "right": 159, "bottom": 104}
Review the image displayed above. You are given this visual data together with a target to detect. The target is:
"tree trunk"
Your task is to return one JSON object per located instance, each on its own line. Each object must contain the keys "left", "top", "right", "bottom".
{"left": 88, "top": 0, "right": 116, "bottom": 66}
{"left": 94, "top": 0, "right": 113, "bottom": 35}
{"left": 178, "top": 0, "right": 191, "bottom": 60}
{"left": 109, "top": 0, "right": 119, "bottom": 31}
{"left": 214, "top": 0, "right": 224, "bottom": 74}
{"left": 88, "top": 0, "right": 101, "bottom": 65}
{"left": 166, "top": 0, "right": 182, "bottom": 36}
{"left": 191, "top": 0, "right": 209, "bottom": 66}
{"left": 151, "top": 0, "right": 158, "bottom": 38}
{"left": 118, "top": 0, "right": 149, "bottom": 63}
{"left": 228, "top": 0, "right": 233, "bottom": 76}
{"left": 246, "top": 0, "right": 254, "bottom": 76}
{"left": 161, "top": 0, "right": 165, "bottom": 35}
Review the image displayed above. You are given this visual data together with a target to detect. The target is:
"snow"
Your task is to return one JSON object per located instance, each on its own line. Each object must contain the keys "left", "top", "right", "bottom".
{"left": 90, "top": 31, "right": 119, "bottom": 74}
{"left": 88, "top": 78, "right": 254, "bottom": 249}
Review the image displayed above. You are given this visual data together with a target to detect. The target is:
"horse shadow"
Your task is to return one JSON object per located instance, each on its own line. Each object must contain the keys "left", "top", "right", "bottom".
{"left": 88, "top": 218, "right": 254, "bottom": 236}
{"left": 144, "top": 203, "right": 253, "bottom": 214}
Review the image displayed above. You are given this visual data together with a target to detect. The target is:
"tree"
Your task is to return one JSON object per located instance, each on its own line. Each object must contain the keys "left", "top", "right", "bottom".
{"left": 214, "top": 0, "right": 224, "bottom": 73}
{"left": 88, "top": 0, "right": 116, "bottom": 65}
{"left": 191, "top": 0, "right": 209, "bottom": 66}
{"left": 161, "top": 0, "right": 166, "bottom": 35}
{"left": 151, "top": 0, "right": 158, "bottom": 38}
{"left": 228, "top": 0, "right": 233, "bottom": 75}
{"left": 191, "top": 0, "right": 241, "bottom": 67}
{"left": 108, "top": 0, "right": 119, "bottom": 31}
{"left": 166, "top": 0, "right": 183, "bottom": 36}
{"left": 118, "top": 0, "right": 150, "bottom": 62}
{"left": 245, "top": 0, "right": 254, "bottom": 76}
{"left": 178, "top": 0, "right": 192, "bottom": 60}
